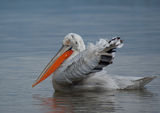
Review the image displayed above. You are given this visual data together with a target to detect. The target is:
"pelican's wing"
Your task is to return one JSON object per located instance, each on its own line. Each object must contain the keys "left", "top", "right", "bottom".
{"left": 54, "top": 37, "right": 123, "bottom": 85}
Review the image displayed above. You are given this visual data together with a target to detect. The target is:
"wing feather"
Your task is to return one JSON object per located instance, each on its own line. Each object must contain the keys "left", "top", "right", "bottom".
{"left": 54, "top": 37, "right": 123, "bottom": 85}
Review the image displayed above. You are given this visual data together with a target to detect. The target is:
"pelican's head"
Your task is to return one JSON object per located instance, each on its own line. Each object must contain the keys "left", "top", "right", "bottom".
{"left": 63, "top": 33, "right": 85, "bottom": 52}
{"left": 32, "top": 33, "right": 85, "bottom": 87}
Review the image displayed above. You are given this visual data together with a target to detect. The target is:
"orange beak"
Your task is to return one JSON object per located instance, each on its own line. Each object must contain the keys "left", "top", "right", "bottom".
{"left": 32, "top": 45, "right": 73, "bottom": 87}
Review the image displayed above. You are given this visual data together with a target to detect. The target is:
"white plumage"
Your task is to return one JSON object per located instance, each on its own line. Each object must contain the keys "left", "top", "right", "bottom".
{"left": 51, "top": 33, "right": 155, "bottom": 92}
{"left": 33, "top": 33, "right": 156, "bottom": 92}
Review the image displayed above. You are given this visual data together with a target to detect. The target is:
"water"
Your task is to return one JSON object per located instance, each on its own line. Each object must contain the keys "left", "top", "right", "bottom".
{"left": 0, "top": 0, "right": 160, "bottom": 113}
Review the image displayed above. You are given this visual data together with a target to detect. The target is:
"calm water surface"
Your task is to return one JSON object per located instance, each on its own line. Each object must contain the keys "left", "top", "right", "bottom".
{"left": 0, "top": 0, "right": 160, "bottom": 113}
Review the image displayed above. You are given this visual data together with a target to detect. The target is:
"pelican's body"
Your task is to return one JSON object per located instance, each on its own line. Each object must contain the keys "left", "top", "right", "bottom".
{"left": 33, "top": 33, "right": 156, "bottom": 92}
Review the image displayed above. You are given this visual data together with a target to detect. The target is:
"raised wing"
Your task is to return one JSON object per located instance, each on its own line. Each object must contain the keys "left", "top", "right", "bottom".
{"left": 54, "top": 37, "right": 123, "bottom": 85}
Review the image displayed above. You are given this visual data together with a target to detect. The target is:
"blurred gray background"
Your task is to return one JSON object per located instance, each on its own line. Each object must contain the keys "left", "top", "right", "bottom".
{"left": 0, "top": 0, "right": 160, "bottom": 113}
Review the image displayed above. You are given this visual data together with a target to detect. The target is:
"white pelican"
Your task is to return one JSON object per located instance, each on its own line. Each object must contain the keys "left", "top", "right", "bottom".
{"left": 32, "top": 33, "right": 156, "bottom": 92}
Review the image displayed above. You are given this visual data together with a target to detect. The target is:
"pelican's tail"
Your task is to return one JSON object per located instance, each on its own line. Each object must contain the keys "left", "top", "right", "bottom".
{"left": 104, "top": 74, "right": 157, "bottom": 90}
{"left": 124, "top": 76, "right": 157, "bottom": 89}
{"left": 81, "top": 74, "right": 157, "bottom": 91}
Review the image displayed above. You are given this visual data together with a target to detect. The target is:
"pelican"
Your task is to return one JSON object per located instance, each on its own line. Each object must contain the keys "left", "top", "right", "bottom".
{"left": 32, "top": 33, "right": 156, "bottom": 92}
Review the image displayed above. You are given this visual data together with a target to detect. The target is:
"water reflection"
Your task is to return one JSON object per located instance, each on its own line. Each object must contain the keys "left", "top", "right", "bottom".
{"left": 33, "top": 94, "right": 73, "bottom": 113}
{"left": 32, "top": 89, "right": 155, "bottom": 113}
{"left": 33, "top": 91, "right": 117, "bottom": 113}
